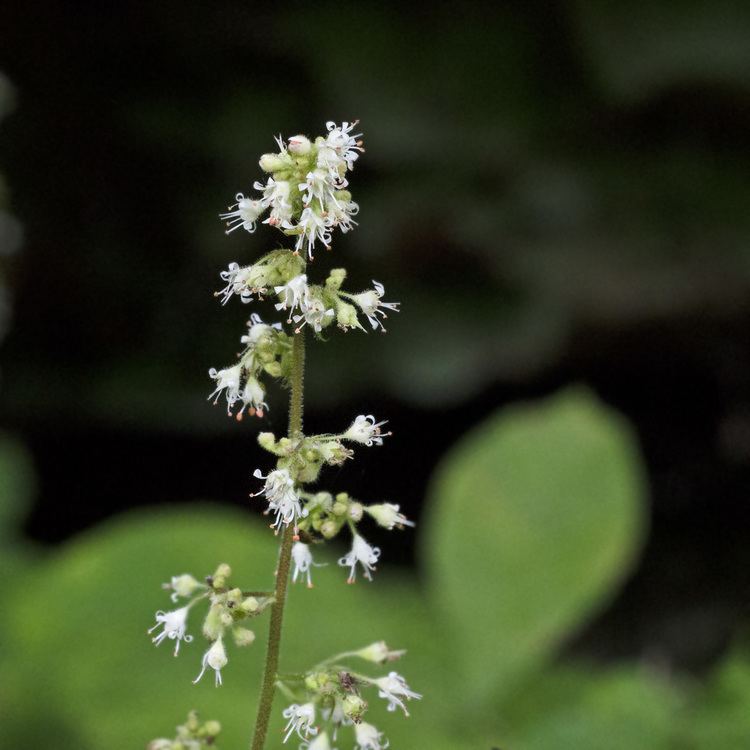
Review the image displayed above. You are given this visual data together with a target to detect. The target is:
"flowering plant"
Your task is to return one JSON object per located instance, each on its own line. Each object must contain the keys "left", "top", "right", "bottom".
{"left": 148, "top": 121, "right": 419, "bottom": 749}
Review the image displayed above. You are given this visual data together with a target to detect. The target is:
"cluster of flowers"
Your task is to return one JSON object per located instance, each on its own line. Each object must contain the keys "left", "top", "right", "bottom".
{"left": 217, "top": 263, "right": 399, "bottom": 335}
{"left": 278, "top": 641, "right": 421, "bottom": 750}
{"left": 208, "top": 312, "right": 293, "bottom": 419}
{"left": 148, "top": 565, "right": 273, "bottom": 686}
{"left": 220, "top": 121, "right": 363, "bottom": 259}
{"left": 252, "top": 413, "right": 413, "bottom": 584}
{"left": 148, "top": 711, "right": 221, "bottom": 750}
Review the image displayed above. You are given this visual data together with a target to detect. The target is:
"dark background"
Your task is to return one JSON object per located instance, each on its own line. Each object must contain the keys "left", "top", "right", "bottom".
{"left": 2, "top": 0, "right": 750, "bottom": 675}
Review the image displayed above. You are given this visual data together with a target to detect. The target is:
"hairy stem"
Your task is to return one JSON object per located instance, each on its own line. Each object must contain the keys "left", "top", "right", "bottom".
{"left": 250, "top": 328, "right": 306, "bottom": 750}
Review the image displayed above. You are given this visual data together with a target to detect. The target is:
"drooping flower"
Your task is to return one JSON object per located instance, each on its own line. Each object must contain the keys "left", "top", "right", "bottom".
{"left": 293, "top": 288, "right": 335, "bottom": 334}
{"left": 299, "top": 168, "right": 337, "bottom": 211}
{"left": 162, "top": 573, "right": 203, "bottom": 602}
{"left": 355, "top": 641, "right": 406, "bottom": 664}
{"left": 219, "top": 193, "right": 264, "bottom": 234}
{"left": 255, "top": 177, "right": 293, "bottom": 226}
{"left": 148, "top": 606, "right": 193, "bottom": 656}
{"left": 342, "top": 415, "right": 391, "bottom": 446}
{"left": 349, "top": 281, "right": 400, "bottom": 332}
{"left": 282, "top": 702, "right": 317, "bottom": 743}
{"left": 365, "top": 503, "right": 414, "bottom": 530}
{"left": 338, "top": 534, "right": 381, "bottom": 583}
{"left": 325, "top": 120, "right": 364, "bottom": 171}
{"left": 354, "top": 722, "right": 387, "bottom": 750}
{"left": 252, "top": 468, "right": 307, "bottom": 530}
{"left": 237, "top": 376, "right": 267, "bottom": 420}
{"left": 291, "top": 542, "right": 325, "bottom": 588}
{"left": 293, "top": 207, "right": 333, "bottom": 260}
{"left": 375, "top": 671, "right": 422, "bottom": 715}
{"left": 274, "top": 273, "right": 309, "bottom": 320}
{"left": 216, "top": 261, "right": 268, "bottom": 305}
{"left": 193, "top": 636, "right": 228, "bottom": 687}
{"left": 207, "top": 364, "right": 242, "bottom": 415}
{"left": 327, "top": 198, "right": 359, "bottom": 234}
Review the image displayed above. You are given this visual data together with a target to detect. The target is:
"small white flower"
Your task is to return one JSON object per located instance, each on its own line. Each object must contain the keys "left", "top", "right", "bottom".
{"left": 342, "top": 415, "right": 391, "bottom": 446}
{"left": 282, "top": 702, "right": 317, "bottom": 743}
{"left": 338, "top": 534, "right": 381, "bottom": 583}
{"left": 237, "top": 376, "right": 267, "bottom": 420}
{"left": 350, "top": 281, "right": 400, "bottom": 332}
{"left": 252, "top": 468, "right": 307, "bottom": 530}
{"left": 193, "top": 636, "right": 227, "bottom": 687}
{"left": 325, "top": 120, "right": 364, "bottom": 171}
{"left": 208, "top": 364, "right": 242, "bottom": 415}
{"left": 293, "top": 207, "right": 333, "bottom": 260}
{"left": 216, "top": 262, "right": 268, "bottom": 305}
{"left": 254, "top": 177, "right": 293, "bottom": 226}
{"left": 292, "top": 289, "right": 335, "bottom": 334}
{"left": 365, "top": 503, "right": 415, "bottom": 530}
{"left": 354, "top": 722, "right": 387, "bottom": 750}
{"left": 327, "top": 198, "right": 359, "bottom": 234}
{"left": 219, "top": 192, "right": 264, "bottom": 234}
{"left": 148, "top": 606, "right": 193, "bottom": 656}
{"left": 375, "top": 671, "right": 422, "bottom": 715}
{"left": 355, "top": 641, "right": 406, "bottom": 664}
{"left": 291, "top": 542, "right": 326, "bottom": 588}
{"left": 240, "top": 312, "right": 275, "bottom": 347}
{"left": 299, "top": 168, "right": 336, "bottom": 210}
{"left": 300, "top": 731, "right": 332, "bottom": 750}
{"left": 274, "top": 273, "right": 309, "bottom": 320}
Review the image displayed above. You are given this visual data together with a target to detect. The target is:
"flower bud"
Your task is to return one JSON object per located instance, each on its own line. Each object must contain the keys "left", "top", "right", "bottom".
{"left": 202, "top": 604, "right": 224, "bottom": 640}
{"left": 332, "top": 501, "right": 347, "bottom": 516}
{"left": 336, "top": 301, "right": 363, "bottom": 331}
{"left": 263, "top": 361, "right": 282, "bottom": 378}
{"left": 226, "top": 587, "right": 243, "bottom": 607}
{"left": 259, "top": 153, "right": 288, "bottom": 172}
{"left": 342, "top": 693, "right": 368, "bottom": 722}
{"left": 203, "top": 720, "right": 222, "bottom": 737}
{"left": 320, "top": 519, "right": 339, "bottom": 539}
{"left": 325, "top": 267, "right": 347, "bottom": 291}
{"left": 166, "top": 573, "right": 202, "bottom": 599}
{"left": 214, "top": 563, "right": 232, "bottom": 580}
{"left": 288, "top": 134, "right": 311, "bottom": 155}
{"left": 355, "top": 640, "right": 406, "bottom": 664}
{"left": 233, "top": 626, "right": 256, "bottom": 647}
{"left": 349, "top": 502, "right": 364, "bottom": 522}
{"left": 241, "top": 596, "right": 259, "bottom": 613}
{"left": 258, "top": 432, "right": 278, "bottom": 454}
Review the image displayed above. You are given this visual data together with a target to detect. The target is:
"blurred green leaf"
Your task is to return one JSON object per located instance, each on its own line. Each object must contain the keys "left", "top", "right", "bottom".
{"left": 425, "top": 388, "right": 647, "bottom": 707}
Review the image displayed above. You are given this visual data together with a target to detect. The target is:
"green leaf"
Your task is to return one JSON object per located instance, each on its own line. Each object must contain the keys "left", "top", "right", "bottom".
{"left": 425, "top": 388, "right": 647, "bottom": 707}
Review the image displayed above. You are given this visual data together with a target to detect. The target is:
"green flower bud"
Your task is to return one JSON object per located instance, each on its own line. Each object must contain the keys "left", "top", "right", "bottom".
{"left": 241, "top": 596, "right": 259, "bottom": 613}
{"left": 258, "top": 432, "right": 278, "bottom": 453}
{"left": 202, "top": 604, "right": 224, "bottom": 640}
{"left": 342, "top": 693, "right": 368, "bottom": 722}
{"left": 233, "top": 626, "right": 256, "bottom": 647}
{"left": 332, "top": 500, "right": 348, "bottom": 516}
{"left": 326, "top": 267, "right": 347, "bottom": 291}
{"left": 288, "top": 134, "right": 312, "bottom": 155}
{"left": 226, "top": 587, "right": 243, "bottom": 608}
{"left": 349, "top": 502, "right": 364, "bottom": 522}
{"left": 214, "top": 563, "right": 232, "bottom": 580}
{"left": 185, "top": 711, "right": 200, "bottom": 732}
{"left": 334, "top": 189, "right": 352, "bottom": 203}
{"left": 166, "top": 573, "right": 202, "bottom": 599}
{"left": 203, "top": 720, "right": 222, "bottom": 737}
{"left": 259, "top": 153, "right": 289, "bottom": 172}
{"left": 263, "top": 361, "right": 282, "bottom": 378}
{"left": 320, "top": 519, "right": 339, "bottom": 539}
{"left": 336, "top": 492, "right": 350, "bottom": 503}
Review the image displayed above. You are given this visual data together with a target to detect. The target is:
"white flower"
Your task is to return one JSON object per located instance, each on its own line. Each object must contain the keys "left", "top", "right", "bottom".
{"left": 282, "top": 702, "right": 317, "bottom": 743}
{"left": 375, "top": 671, "right": 422, "bottom": 715}
{"left": 342, "top": 415, "right": 391, "bottom": 446}
{"left": 327, "top": 198, "right": 359, "bottom": 234}
{"left": 162, "top": 573, "right": 202, "bottom": 602}
{"left": 237, "top": 376, "right": 267, "bottom": 420}
{"left": 252, "top": 468, "right": 307, "bottom": 530}
{"left": 255, "top": 177, "right": 293, "bottom": 226}
{"left": 193, "top": 636, "right": 227, "bottom": 687}
{"left": 274, "top": 273, "right": 309, "bottom": 319}
{"left": 240, "top": 312, "right": 281, "bottom": 347}
{"left": 300, "top": 731, "right": 332, "bottom": 750}
{"left": 148, "top": 606, "right": 193, "bottom": 656}
{"left": 293, "top": 207, "right": 333, "bottom": 260}
{"left": 355, "top": 641, "right": 406, "bottom": 664}
{"left": 350, "top": 281, "right": 400, "bottom": 332}
{"left": 216, "top": 262, "right": 268, "bottom": 305}
{"left": 299, "top": 168, "right": 337, "bottom": 211}
{"left": 325, "top": 120, "right": 364, "bottom": 171}
{"left": 207, "top": 364, "right": 242, "bottom": 415}
{"left": 219, "top": 192, "right": 264, "bottom": 234}
{"left": 354, "top": 722, "right": 387, "bottom": 750}
{"left": 293, "top": 289, "right": 335, "bottom": 334}
{"left": 365, "top": 504, "right": 414, "bottom": 530}
{"left": 291, "top": 542, "right": 326, "bottom": 588}
{"left": 338, "top": 533, "right": 381, "bottom": 583}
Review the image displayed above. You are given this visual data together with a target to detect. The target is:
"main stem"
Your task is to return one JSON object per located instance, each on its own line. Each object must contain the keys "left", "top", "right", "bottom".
{"left": 250, "top": 329, "right": 306, "bottom": 750}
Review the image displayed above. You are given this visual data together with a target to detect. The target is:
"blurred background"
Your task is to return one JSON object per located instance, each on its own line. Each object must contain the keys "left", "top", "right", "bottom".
{"left": 2, "top": 2, "right": 750, "bottom": 748}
